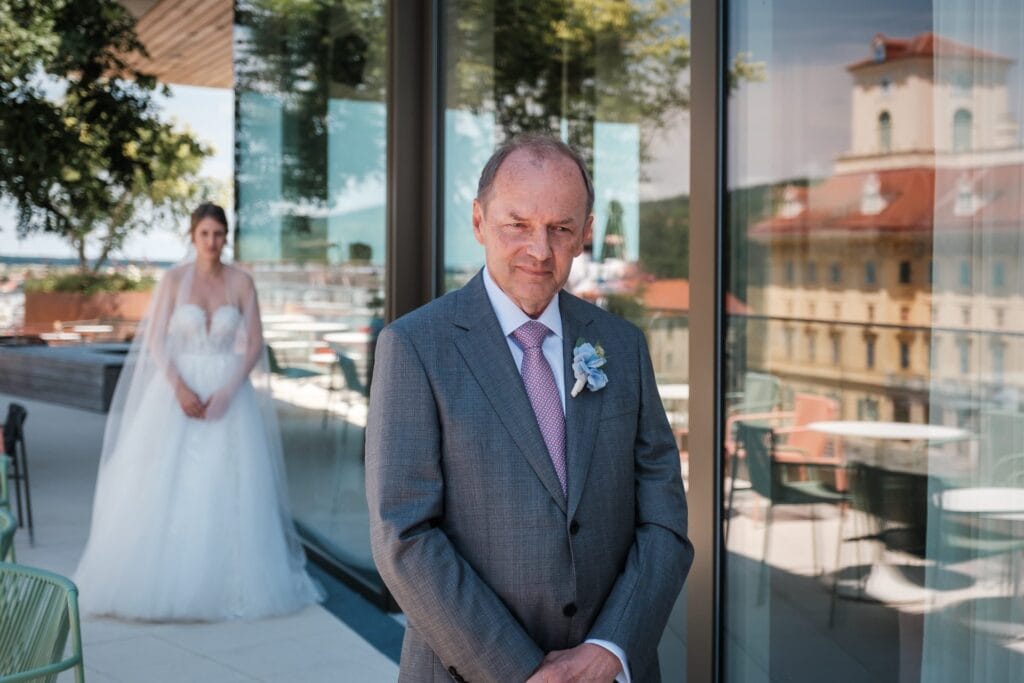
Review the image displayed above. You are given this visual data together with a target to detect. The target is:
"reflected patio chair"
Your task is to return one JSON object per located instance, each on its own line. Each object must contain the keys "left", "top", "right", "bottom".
{"left": 0, "top": 509, "right": 15, "bottom": 563}
{"left": 0, "top": 562, "right": 85, "bottom": 683}
{"left": 978, "top": 410, "right": 1024, "bottom": 483}
{"left": 322, "top": 352, "right": 370, "bottom": 435}
{"left": 775, "top": 393, "right": 845, "bottom": 489}
{"left": 736, "top": 422, "right": 848, "bottom": 613}
{"left": 3, "top": 403, "right": 33, "bottom": 544}
{"left": 266, "top": 344, "right": 323, "bottom": 382}
{"left": 0, "top": 456, "right": 10, "bottom": 561}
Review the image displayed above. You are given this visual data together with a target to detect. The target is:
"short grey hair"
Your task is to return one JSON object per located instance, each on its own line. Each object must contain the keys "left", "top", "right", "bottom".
{"left": 476, "top": 134, "right": 595, "bottom": 216}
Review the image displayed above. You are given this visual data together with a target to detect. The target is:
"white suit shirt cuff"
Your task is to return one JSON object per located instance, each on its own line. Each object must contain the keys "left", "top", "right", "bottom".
{"left": 584, "top": 639, "right": 631, "bottom": 683}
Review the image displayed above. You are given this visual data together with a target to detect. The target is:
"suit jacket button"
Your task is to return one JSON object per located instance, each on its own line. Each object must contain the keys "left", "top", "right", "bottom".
{"left": 569, "top": 520, "right": 580, "bottom": 535}
{"left": 563, "top": 602, "right": 577, "bottom": 617}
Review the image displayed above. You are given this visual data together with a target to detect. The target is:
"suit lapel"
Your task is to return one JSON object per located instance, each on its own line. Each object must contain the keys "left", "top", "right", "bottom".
{"left": 452, "top": 273, "right": 568, "bottom": 513}
{"left": 560, "top": 292, "right": 603, "bottom": 520}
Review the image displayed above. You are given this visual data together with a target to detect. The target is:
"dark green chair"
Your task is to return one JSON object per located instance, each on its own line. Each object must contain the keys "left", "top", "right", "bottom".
{"left": 737, "top": 422, "right": 849, "bottom": 613}
{"left": 0, "top": 562, "right": 84, "bottom": 683}
{"left": 0, "top": 509, "right": 15, "bottom": 564}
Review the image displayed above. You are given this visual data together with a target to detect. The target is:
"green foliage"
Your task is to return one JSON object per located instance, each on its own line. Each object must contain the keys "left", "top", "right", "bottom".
{"left": 0, "top": 0, "right": 212, "bottom": 273}
{"left": 24, "top": 270, "right": 155, "bottom": 294}
{"left": 639, "top": 194, "right": 690, "bottom": 279}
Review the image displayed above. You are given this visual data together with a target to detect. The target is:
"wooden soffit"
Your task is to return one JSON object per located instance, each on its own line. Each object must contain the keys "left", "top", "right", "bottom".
{"left": 121, "top": 0, "right": 233, "bottom": 89}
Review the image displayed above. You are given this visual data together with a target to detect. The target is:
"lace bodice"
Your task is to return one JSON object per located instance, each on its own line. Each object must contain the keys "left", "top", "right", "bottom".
{"left": 169, "top": 303, "right": 242, "bottom": 354}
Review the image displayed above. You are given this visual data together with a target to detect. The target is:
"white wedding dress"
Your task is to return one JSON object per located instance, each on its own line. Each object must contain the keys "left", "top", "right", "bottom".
{"left": 74, "top": 302, "right": 322, "bottom": 621}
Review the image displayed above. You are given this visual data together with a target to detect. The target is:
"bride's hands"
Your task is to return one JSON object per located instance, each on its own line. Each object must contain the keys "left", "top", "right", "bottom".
{"left": 175, "top": 383, "right": 206, "bottom": 418}
{"left": 203, "top": 388, "right": 232, "bottom": 421}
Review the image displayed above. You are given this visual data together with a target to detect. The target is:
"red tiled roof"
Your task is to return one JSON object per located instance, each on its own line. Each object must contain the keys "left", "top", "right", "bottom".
{"left": 751, "top": 163, "right": 1024, "bottom": 237}
{"left": 848, "top": 32, "right": 1012, "bottom": 71}
{"left": 643, "top": 278, "right": 750, "bottom": 314}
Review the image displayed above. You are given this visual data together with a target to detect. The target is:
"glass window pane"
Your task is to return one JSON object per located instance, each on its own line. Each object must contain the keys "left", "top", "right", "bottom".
{"left": 441, "top": 2, "right": 691, "bottom": 677}
{"left": 724, "top": 1, "right": 1024, "bottom": 680}
{"left": 235, "top": 0, "right": 388, "bottom": 593}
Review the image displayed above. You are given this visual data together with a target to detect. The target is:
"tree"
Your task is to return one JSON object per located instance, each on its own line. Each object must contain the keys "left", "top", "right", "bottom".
{"left": 0, "top": 0, "right": 212, "bottom": 273}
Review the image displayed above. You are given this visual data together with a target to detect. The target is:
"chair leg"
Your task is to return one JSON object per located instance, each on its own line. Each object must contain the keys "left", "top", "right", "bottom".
{"left": 725, "top": 452, "right": 739, "bottom": 543}
{"left": 758, "top": 502, "right": 773, "bottom": 605}
{"left": 18, "top": 446, "right": 33, "bottom": 544}
{"left": 810, "top": 505, "right": 821, "bottom": 577}
{"left": 829, "top": 503, "right": 847, "bottom": 627}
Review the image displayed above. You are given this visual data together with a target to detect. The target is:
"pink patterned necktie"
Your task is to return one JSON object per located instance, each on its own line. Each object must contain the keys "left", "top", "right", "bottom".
{"left": 511, "top": 320, "right": 567, "bottom": 495}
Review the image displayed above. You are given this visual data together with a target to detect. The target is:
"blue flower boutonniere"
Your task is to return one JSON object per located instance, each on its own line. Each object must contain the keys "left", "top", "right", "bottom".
{"left": 571, "top": 338, "right": 608, "bottom": 398}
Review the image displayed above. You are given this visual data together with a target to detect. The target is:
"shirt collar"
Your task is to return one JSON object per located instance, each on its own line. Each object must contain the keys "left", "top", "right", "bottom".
{"left": 482, "top": 267, "right": 563, "bottom": 341}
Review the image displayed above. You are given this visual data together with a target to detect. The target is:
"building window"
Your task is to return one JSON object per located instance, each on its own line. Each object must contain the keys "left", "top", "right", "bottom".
{"left": 958, "top": 339, "right": 970, "bottom": 374}
{"left": 893, "top": 397, "right": 911, "bottom": 423}
{"left": 880, "top": 76, "right": 891, "bottom": 96}
{"left": 831, "top": 335, "right": 841, "bottom": 366}
{"left": 784, "top": 260, "right": 795, "bottom": 284}
{"left": 784, "top": 328, "right": 795, "bottom": 360}
{"left": 993, "top": 341, "right": 1005, "bottom": 381}
{"left": 993, "top": 261, "right": 1006, "bottom": 288}
{"left": 858, "top": 397, "right": 879, "bottom": 421}
{"left": 898, "top": 260, "right": 911, "bottom": 284}
{"left": 829, "top": 262, "right": 841, "bottom": 284}
{"left": 899, "top": 340, "right": 911, "bottom": 369}
{"left": 865, "top": 261, "right": 877, "bottom": 285}
{"left": 866, "top": 337, "right": 876, "bottom": 369}
{"left": 807, "top": 332, "right": 816, "bottom": 362}
{"left": 959, "top": 260, "right": 972, "bottom": 287}
{"left": 805, "top": 261, "right": 817, "bottom": 284}
{"left": 953, "top": 109, "right": 972, "bottom": 153}
{"left": 878, "top": 111, "right": 892, "bottom": 153}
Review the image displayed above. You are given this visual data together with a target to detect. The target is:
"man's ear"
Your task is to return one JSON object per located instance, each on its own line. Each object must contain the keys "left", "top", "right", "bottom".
{"left": 472, "top": 199, "right": 486, "bottom": 246}
{"left": 577, "top": 213, "right": 595, "bottom": 255}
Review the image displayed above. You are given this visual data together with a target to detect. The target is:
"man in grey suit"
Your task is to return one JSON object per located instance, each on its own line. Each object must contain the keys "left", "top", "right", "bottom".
{"left": 367, "top": 134, "right": 693, "bottom": 682}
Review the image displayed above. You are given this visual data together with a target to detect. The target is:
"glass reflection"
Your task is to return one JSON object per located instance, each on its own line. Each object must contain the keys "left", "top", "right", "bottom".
{"left": 441, "top": 1, "right": 691, "bottom": 677}
{"left": 235, "top": 0, "right": 387, "bottom": 592}
{"left": 725, "top": 1, "right": 1024, "bottom": 680}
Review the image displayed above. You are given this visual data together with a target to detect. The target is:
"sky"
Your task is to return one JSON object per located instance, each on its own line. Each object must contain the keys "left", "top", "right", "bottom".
{"left": 0, "top": 85, "right": 234, "bottom": 263}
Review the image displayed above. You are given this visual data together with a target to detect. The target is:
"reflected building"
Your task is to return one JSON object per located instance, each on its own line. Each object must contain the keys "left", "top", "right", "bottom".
{"left": 747, "top": 32, "right": 1024, "bottom": 426}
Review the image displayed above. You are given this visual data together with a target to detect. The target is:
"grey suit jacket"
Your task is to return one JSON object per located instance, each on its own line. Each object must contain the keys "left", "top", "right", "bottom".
{"left": 366, "top": 271, "right": 693, "bottom": 683}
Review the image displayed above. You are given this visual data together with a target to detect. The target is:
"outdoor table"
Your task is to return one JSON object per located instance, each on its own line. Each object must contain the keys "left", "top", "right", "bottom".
{"left": 657, "top": 383, "right": 690, "bottom": 401}
{"left": 807, "top": 421, "right": 971, "bottom": 604}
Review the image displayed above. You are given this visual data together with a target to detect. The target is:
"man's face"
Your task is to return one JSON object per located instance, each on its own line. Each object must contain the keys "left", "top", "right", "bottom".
{"left": 473, "top": 150, "right": 593, "bottom": 317}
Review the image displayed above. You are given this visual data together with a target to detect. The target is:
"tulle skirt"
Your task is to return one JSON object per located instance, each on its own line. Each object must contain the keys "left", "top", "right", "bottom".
{"left": 73, "top": 351, "right": 322, "bottom": 621}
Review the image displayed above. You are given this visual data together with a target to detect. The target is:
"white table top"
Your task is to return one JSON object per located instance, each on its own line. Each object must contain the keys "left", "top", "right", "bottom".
{"left": 268, "top": 321, "right": 350, "bottom": 333}
{"left": 323, "top": 331, "right": 373, "bottom": 345}
{"left": 935, "top": 487, "right": 1024, "bottom": 515}
{"left": 71, "top": 324, "right": 114, "bottom": 333}
{"left": 807, "top": 421, "right": 969, "bottom": 442}
{"left": 658, "top": 384, "right": 689, "bottom": 401}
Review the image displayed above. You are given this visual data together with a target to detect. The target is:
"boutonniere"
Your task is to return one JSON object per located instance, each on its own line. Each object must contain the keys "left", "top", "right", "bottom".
{"left": 571, "top": 338, "right": 608, "bottom": 398}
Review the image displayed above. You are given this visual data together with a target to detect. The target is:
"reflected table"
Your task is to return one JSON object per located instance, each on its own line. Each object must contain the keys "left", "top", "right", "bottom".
{"left": 807, "top": 421, "right": 971, "bottom": 604}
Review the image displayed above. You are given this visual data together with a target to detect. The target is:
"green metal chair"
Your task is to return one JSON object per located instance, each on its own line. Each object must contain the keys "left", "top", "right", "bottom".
{"left": 0, "top": 562, "right": 85, "bottom": 683}
{"left": 736, "top": 422, "right": 849, "bottom": 615}
{"left": 0, "top": 456, "right": 12, "bottom": 562}
{"left": 0, "top": 510, "right": 15, "bottom": 564}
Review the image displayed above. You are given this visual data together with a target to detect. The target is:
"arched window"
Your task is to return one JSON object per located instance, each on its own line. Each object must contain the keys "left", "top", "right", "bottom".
{"left": 953, "top": 109, "right": 972, "bottom": 152}
{"left": 878, "top": 111, "right": 892, "bottom": 153}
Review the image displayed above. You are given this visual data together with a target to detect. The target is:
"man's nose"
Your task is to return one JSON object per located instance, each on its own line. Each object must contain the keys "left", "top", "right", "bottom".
{"left": 524, "top": 228, "right": 552, "bottom": 260}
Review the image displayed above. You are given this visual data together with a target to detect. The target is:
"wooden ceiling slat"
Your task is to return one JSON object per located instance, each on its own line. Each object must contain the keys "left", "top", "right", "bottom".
{"left": 136, "top": 0, "right": 229, "bottom": 57}
{"left": 121, "top": 0, "right": 233, "bottom": 88}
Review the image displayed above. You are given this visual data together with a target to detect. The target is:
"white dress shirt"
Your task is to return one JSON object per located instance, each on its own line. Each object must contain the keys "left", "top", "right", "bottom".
{"left": 482, "top": 267, "right": 632, "bottom": 683}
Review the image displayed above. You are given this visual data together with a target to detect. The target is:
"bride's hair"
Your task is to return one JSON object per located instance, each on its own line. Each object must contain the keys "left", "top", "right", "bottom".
{"left": 189, "top": 202, "right": 228, "bottom": 237}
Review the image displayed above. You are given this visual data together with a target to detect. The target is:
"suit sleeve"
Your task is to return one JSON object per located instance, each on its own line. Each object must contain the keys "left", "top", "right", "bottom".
{"left": 366, "top": 325, "right": 545, "bottom": 682}
{"left": 585, "top": 328, "right": 695, "bottom": 676}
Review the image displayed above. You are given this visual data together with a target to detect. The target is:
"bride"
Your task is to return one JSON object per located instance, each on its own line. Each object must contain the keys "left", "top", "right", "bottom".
{"left": 74, "top": 203, "right": 322, "bottom": 620}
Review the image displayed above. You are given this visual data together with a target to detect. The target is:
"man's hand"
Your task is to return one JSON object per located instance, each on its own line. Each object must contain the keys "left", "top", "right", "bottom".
{"left": 525, "top": 643, "right": 621, "bottom": 683}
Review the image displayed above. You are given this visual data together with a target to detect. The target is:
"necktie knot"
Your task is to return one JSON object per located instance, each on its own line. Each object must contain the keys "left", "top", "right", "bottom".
{"left": 512, "top": 320, "right": 551, "bottom": 351}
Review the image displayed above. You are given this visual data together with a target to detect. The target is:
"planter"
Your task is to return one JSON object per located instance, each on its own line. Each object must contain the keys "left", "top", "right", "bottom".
{"left": 24, "top": 290, "right": 152, "bottom": 333}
